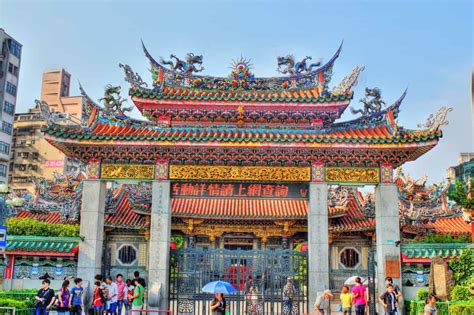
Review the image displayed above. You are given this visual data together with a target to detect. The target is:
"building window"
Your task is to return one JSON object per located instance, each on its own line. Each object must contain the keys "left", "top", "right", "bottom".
{"left": 4, "top": 101, "right": 15, "bottom": 115}
{"left": 8, "top": 63, "right": 19, "bottom": 76}
{"left": 340, "top": 247, "right": 360, "bottom": 269}
{"left": 6, "top": 82, "right": 17, "bottom": 96}
{"left": 1, "top": 122, "right": 12, "bottom": 135}
{"left": 8, "top": 40, "right": 21, "bottom": 58}
{"left": 117, "top": 245, "right": 137, "bottom": 265}
{"left": 0, "top": 142, "right": 10, "bottom": 154}
{"left": 0, "top": 164, "right": 6, "bottom": 177}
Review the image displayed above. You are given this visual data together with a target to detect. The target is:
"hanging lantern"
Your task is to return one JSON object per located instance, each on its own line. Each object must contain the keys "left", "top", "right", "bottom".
{"left": 300, "top": 243, "right": 308, "bottom": 252}
{"left": 170, "top": 241, "right": 177, "bottom": 250}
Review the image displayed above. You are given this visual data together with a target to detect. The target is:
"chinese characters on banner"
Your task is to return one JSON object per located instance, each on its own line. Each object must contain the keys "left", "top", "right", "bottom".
{"left": 171, "top": 182, "right": 309, "bottom": 199}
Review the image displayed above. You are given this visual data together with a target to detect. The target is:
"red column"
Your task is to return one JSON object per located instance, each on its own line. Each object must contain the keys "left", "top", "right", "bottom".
{"left": 4, "top": 255, "right": 14, "bottom": 279}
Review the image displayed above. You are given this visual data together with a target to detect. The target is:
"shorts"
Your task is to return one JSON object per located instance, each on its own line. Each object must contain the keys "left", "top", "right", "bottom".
{"left": 94, "top": 306, "right": 103, "bottom": 311}
{"left": 108, "top": 302, "right": 118, "bottom": 314}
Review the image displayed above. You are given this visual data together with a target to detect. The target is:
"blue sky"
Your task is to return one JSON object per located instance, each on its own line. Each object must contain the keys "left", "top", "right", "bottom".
{"left": 1, "top": 0, "right": 473, "bottom": 183}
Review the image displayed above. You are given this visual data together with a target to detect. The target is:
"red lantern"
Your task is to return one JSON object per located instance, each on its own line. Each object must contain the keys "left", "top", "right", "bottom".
{"left": 301, "top": 243, "right": 308, "bottom": 252}
{"left": 170, "top": 241, "right": 177, "bottom": 250}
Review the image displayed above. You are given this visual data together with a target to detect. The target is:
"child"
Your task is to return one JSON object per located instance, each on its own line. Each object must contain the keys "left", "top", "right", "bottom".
{"left": 69, "top": 278, "right": 83, "bottom": 315}
{"left": 340, "top": 285, "right": 352, "bottom": 315}
{"left": 93, "top": 281, "right": 105, "bottom": 315}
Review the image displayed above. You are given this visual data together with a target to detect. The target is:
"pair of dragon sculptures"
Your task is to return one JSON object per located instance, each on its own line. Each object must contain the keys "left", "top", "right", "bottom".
{"left": 157, "top": 52, "right": 322, "bottom": 76}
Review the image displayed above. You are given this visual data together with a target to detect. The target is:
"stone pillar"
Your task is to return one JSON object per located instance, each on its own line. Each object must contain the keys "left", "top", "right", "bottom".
{"left": 308, "top": 182, "right": 329, "bottom": 309}
{"left": 147, "top": 180, "right": 172, "bottom": 310}
{"left": 77, "top": 180, "right": 106, "bottom": 306}
{"left": 375, "top": 184, "right": 402, "bottom": 295}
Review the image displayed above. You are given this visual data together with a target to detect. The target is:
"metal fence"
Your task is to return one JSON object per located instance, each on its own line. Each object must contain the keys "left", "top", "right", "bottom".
{"left": 0, "top": 308, "right": 34, "bottom": 315}
{"left": 170, "top": 248, "right": 308, "bottom": 315}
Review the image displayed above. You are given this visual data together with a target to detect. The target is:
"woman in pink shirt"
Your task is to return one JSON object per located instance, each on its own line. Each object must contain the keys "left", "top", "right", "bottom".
{"left": 351, "top": 277, "right": 368, "bottom": 315}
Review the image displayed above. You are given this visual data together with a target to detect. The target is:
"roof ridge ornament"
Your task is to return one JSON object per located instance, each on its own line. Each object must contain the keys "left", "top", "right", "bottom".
{"left": 417, "top": 106, "right": 453, "bottom": 132}
{"left": 276, "top": 55, "right": 323, "bottom": 75}
{"left": 159, "top": 53, "right": 204, "bottom": 75}
{"left": 350, "top": 87, "right": 385, "bottom": 117}
{"left": 333, "top": 66, "right": 365, "bottom": 94}
{"left": 99, "top": 85, "right": 133, "bottom": 115}
{"left": 36, "top": 99, "right": 80, "bottom": 128}
{"left": 119, "top": 63, "right": 148, "bottom": 89}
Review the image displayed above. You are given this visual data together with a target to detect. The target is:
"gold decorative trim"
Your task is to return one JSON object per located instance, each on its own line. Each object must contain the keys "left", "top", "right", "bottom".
{"left": 101, "top": 164, "right": 155, "bottom": 180}
{"left": 169, "top": 165, "right": 310, "bottom": 182}
{"left": 325, "top": 167, "right": 380, "bottom": 184}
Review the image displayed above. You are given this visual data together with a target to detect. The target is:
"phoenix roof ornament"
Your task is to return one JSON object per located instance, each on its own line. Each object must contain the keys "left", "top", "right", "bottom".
{"left": 417, "top": 106, "right": 453, "bottom": 132}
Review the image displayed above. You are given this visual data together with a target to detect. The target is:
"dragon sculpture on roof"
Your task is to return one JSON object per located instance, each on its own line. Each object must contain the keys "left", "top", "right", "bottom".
{"left": 350, "top": 87, "right": 385, "bottom": 116}
{"left": 276, "top": 55, "right": 323, "bottom": 75}
{"left": 159, "top": 53, "right": 204, "bottom": 75}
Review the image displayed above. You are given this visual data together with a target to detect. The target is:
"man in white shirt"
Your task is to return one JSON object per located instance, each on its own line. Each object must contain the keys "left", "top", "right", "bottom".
{"left": 106, "top": 276, "right": 118, "bottom": 315}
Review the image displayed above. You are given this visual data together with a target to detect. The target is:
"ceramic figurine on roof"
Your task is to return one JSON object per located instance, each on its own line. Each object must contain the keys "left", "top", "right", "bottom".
{"left": 119, "top": 63, "right": 148, "bottom": 89}
{"left": 159, "top": 53, "right": 204, "bottom": 75}
{"left": 350, "top": 87, "right": 385, "bottom": 116}
{"left": 394, "top": 167, "right": 460, "bottom": 230}
{"left": 37, "top": 100, "right": 80, "bottom": 127}
{"left": 276, "top": 55, "right": 323, "bottom": 75}
{"left": 99, "top": 85, "right": 133, "bottom": 115}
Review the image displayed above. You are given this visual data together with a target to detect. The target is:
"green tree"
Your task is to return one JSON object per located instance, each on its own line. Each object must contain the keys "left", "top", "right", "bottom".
{"left": 447, "top": 179, "right": 474, "bottom": 209}
{"left": 449, "top": 249, "right": 474, "bottom": 285}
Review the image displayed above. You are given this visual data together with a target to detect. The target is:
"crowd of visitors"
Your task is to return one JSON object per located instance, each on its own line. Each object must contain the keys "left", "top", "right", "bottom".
{"left": 34, "top": 271, "right": 146, "bottom": 315}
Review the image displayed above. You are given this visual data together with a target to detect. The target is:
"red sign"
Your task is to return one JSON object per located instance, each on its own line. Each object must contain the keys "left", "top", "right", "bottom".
{"left": 171, "top": 182, "right": 308, "bottom": 199}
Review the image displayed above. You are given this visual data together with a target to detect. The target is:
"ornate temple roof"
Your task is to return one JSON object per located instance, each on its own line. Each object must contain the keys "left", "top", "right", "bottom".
{"left": 6, "top": 235, "right": 79, "bottom": 257}
{"left": 401, "top": 243, "right": 473, "bottom": 263}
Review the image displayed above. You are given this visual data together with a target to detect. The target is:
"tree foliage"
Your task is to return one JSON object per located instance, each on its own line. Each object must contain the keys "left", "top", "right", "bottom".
{"left": 449, "top": 249, "right": 474, "bottom": 286}
{"left": 5, "top": 218, "right": 80, "bottom": 237}
{"left": 447, "top": 179, "right": 474, "bottom": 209}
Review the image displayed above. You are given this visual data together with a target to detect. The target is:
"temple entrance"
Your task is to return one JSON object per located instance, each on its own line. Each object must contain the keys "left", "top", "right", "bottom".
{"left": 169, "top": 248, "right": 308, "bottom": 315}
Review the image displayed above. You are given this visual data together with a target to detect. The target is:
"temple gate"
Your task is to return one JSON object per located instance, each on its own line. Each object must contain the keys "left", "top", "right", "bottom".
{"left": 39, "top": 43, "right": 449, "bottom": 313}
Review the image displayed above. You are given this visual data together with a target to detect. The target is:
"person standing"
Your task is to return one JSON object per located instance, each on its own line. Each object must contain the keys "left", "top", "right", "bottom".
{"left": 93, "top": 281, "right": 106, "bottom": 315}
{"left": 385, "top": 277, "right": 403, "bottom": 314}
{"left": 424, "top": 295, "right": 437, "bottom": 315}
{"left": 282, "top": 277, "right": 295, "bottom": 315}
{"left": 351, "top": 277, "right": 368, "bottom": 315}
{"left": 106, "top": 276, "right": 118, "bottom": 315}
{"left": 313, "top": 290, "right": 333, "bottom": 315}
{"left": 133, "top": 271, "right": 146, "bottom": 288}
{"left": 210, "top": 293, "right": 226, "bottom": 315}
{"left": 379, "top": 284, "right": 398, "bottom": 315}
{"left": 124, "top": 279, "right": 135, "bottom": 315}
{"left": 131, "top": 278, "right": 145, "bottom": 314}
{"left": 69, "top": 278, "right": 83, "bottom": 315}
{"left": 116, "top": 274, "right": 126, "bottom": 315}
{"left": 35, "top": 279, "right": 55, "bottom": 315}
{"left": 340, "top": 285, "right": 353, "bottom": 315}
{"left": 56, "top": 280, "right": 71, "bottom": 315}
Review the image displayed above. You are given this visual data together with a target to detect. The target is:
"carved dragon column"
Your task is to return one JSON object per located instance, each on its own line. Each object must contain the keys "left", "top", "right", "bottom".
{"left": 308, "top": 162, "right": 329, "bottom": 309}
{"left": 147, "top": 161, "right": 172, "bottom": 310}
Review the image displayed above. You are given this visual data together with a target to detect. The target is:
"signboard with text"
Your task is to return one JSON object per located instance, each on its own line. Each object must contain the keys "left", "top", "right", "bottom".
{"left": 171, "top": 182, "right": 309, "bottom": 199}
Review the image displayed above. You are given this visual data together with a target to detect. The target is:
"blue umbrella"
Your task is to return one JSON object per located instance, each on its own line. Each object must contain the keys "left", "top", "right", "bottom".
{"left": 202, "top": 280, "right": 237, "bottom": 294}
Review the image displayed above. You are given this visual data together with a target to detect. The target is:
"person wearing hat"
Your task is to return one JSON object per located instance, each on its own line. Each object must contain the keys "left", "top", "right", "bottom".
{"left": 314, "top": 289, "right": 333, "bottom": 315}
